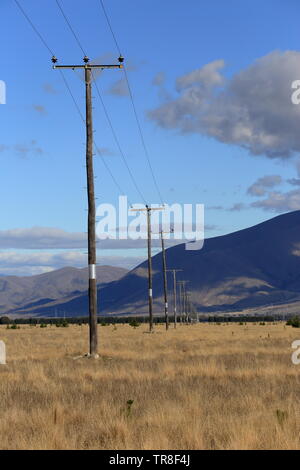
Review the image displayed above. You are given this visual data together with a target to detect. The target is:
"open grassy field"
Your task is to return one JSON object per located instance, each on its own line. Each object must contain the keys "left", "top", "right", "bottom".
{"left": 0, "top": 322, "right": 299, "bottom": 450}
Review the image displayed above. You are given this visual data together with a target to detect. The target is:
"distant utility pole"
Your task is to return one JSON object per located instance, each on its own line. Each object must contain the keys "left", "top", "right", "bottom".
{"left": 186, "top": 291, "right": 190, "bottom": 323}
{"left": 131, "top": 206, "right": 164, "bottom": 332}
{"left": 178, "top": 281, "right": 182, "bottom": 323}
{"left": 158, "top": 230, "right": 172, "bottom": 330}
{"left": 167, "top": 269, "right": 182, "bottom": 328}
{"left": 53, "top": 55, "right": 123, "bottom": 357}
{"left": 186, "top": 291, "right": 192, "bottom": 323}
{"left": 178, "top": 280, "right": 188, "bottom": 323}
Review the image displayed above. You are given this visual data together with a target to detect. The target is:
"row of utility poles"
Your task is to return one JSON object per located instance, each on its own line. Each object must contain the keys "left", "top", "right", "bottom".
{"left": 130, "top": 210, "right": 194, "bottom": 333}
{"left": 160, "top": 236, "right": 193, "bottom": 330}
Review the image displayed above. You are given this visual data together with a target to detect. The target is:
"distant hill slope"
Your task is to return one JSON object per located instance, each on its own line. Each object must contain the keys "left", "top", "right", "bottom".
{"left": 0, "top": 266, "right": 127, "bottom": 315}
{"left": 7, "top": 211, "right": 300, "bottom": 317}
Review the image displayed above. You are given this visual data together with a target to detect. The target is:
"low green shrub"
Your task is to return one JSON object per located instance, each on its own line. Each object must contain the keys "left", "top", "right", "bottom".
{"left": 286, "top": 317, "right": 300, "bottom": 328}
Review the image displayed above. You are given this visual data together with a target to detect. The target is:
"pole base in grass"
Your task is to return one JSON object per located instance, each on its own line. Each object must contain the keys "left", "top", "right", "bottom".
{"left": 73, "top": 353, "right": 99, "bottom": 360}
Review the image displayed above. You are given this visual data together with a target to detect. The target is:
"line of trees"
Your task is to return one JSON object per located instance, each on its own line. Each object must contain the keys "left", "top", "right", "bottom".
{"left": 0, "top": 313, "right": 294, "bottom": 326}
{"left": 0, "top": 315, "right": 168, "bottom": 326}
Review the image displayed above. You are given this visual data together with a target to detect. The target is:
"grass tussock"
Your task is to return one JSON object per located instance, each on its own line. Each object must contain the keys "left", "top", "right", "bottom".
{"left": 0, "top": 322, "right": 300, "bottom": 450}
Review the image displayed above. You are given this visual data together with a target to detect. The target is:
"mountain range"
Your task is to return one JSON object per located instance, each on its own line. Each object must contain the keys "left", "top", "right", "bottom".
{"left": 0, "top": 266, "right": 127, "bottom": 316}
{"left": 4, "top": 210, "right": 300, "bottom": 317}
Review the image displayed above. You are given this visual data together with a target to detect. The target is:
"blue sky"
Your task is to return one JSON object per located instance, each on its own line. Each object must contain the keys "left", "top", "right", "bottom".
{"left": 1, "top": 0, "right": 300, "bottom": 275}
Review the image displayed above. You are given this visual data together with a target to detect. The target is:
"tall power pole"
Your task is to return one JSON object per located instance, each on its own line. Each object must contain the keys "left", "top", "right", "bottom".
{"left": 160, "top": 231, "right": 169, "bottom": 330}
{"left": 53, "top": 55, "right": 123, "bottom": 357}
{"left": 147, "top": 206, "right": 153, "bottom": 332}
{"left": 131, "top": 206, "right": 164, "bottom": 332}
{"left": 167, "top": 269, "right": 182, "bottom": 328}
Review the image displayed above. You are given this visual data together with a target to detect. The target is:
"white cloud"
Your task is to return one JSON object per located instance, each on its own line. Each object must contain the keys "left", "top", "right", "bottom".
{"left": 0, "top": 227, "right": 183, "bottom": 250}
{"left": 33, "top": 105, "right": 47, "bottom": 115}
{"left": 228, "top": 203, "right": 248, "bottom": 212}
{"left": 0, "top": 251, "right": 87, "bottom": 268}
{"left": 0, "top": 266, "right": 55, "bottom": 276}
{"left": 0, "top": 250, "right": 145, "bottom": 276}
{"left": 43, "top": 83, "right": 58, "bottom": 94}
{"left": 152, "top": 72, "right": 165, "bottom": 86}
{"left": 0, "top": 223, "right": 202, "bottom": 250}
{"left": 0, "top": 251, "right": 87, "bottom": 276}
{"left": 287, "top": 178, "right": 300, "bottom": 186}
{"left": 0, "top": 227, "right": 87, "bottom": 249}
{"left": 14, "top": 140, "right": 43, "bottom": 157}
{"left": 149, "top": 51, "right": 300, "bottom": 158}
{"left": 176, "top": 60, "right": 225, "bottom": 92}
{"left": 251, "top": 188, "right": 300, "bottom": 213}
{"left": 96, "top": 147, "right": 115, "bottom": 157}
{"left": 247, "top": 175, "right": 282, "bottom": 196}
{"left": 108, "top": 78, "right": 129, "bottom": 96}
{"left": 0, "top": 144, "right": 8, "bottom": 153}
{"left": 98, "top": 256, "right": 145, "bottom": 270}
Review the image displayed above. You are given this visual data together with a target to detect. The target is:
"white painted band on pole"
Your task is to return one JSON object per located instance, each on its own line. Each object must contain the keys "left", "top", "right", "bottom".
{"left": 89, "top": 264, "right": 96, "bottom": 280}
{"left": 165, "top": 302, "right": 168, "bottom": 309}
{"left": 149, "top": 289, "right": 152, "bottom": 297}
{"left": 0, "top": 340, "right": 6, "bottom": 365}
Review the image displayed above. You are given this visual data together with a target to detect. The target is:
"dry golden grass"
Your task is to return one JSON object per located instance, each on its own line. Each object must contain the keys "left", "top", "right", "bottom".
{"left": 0, "top": 321, "right": 300, "bottom": 450}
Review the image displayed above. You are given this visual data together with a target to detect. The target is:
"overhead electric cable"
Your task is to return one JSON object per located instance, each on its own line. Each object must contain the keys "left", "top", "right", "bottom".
{"left": 14, "top": 0, "right": 129, "bottom": 199}
{"left": 55, "top": 0, "right": 147, "bottom": 205}
{"left": 98, "top": 0, "right": 165, "bottom": 206}
{"left": 55, "top": 0, "right": 87, "bottom": 56}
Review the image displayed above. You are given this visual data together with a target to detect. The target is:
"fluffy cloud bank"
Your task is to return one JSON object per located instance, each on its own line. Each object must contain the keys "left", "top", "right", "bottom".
{"left": 0, "top": 251, "right": 144, "bottom": 276}
{"left": 0, "top": 251, "right": 86, "bottom": 276}
{"left": 251, "top": 188, "right": 300, "bottom": 213}
{"left": 0, "top": 225, "right": 213, "bottom": 250}
{"left": 0, "top": 227, "right": 87, "bottom": 249}
{"left": 0, "top": 251, "right": 86, "bottom": 269}
{"left": 245, "top": 173, "right": 300, "bottom": 213}
{"left": 148, "top": 51, "right": 300, "bottom": 158}
{"left": 0, "top": 227, "right": 160, "bottom": 250}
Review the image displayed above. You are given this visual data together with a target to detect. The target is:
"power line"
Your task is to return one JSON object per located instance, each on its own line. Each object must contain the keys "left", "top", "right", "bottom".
{"left": 55, "top": 0, "right": 147, "bottom": 205}
{"left": 99, "top": 0, "right": 122, "bottom": 54}
{"left": 14, "top": 0, "right": 54, "bottom": 56}
{"left": 123, "top": 67, "right": 165, "bottom": 205}
{"left": 98, "top": 0, "right": 165, "bottom": 206}
{"left": 92, "top": 76, "right": 147, "bottom": 205}
{"left": 94, "top": 143, "right": 129, "bottom": 199}
{"left": 59, "top": 70, "right": 129, "bottom": 199}
{"left": 14, "top": 0, "right": 55, "bottom": 56}
{"left": 58, "top": 69, "right": 85, "bottom": 122}
{"left": 59, "top": 71, "right": 129, "bottom": 199}
{"left": 55, "top": 0, "right": 87, "bottom": 57}
{"left": 14, "top": 0, "right": 128, "bottom": 199}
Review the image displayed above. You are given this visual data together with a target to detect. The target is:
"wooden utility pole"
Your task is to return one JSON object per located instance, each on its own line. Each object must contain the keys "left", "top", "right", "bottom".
{"left": 178, "top": 280, "right": 186, "bottom": 323}
{"left": 131, "top": 206, "right": 164, "bottom": 332}
{"left": 186, "top": 291, "right": 191, "bottom": 323}
{"left": 160, "top": 231, "right": 169, "bottom": 330}
{"left": 53, "top": 55, "right": 123, "bottom": 357}
{"left": 185, "top": 289, "right": 189, "bottom": 323}
{"left": 178, "top": 281, "right": 182, "bottom": 323}
{"left": 178, "top": 280, "right": 188, "bottom": 323}
{"left": 167, "top": 269, "right": 182, "bottom": 328}
{"left": 147, "top": 206, "right": 153, "bottom": 331}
